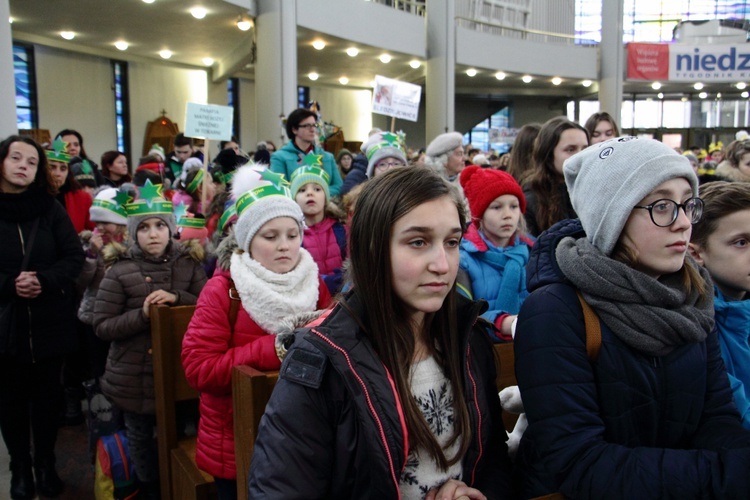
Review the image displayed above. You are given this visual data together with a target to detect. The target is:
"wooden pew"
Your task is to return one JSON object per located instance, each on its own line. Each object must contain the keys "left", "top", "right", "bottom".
{"left": 232, "top": 366, "right": 279, "bottom": 500}
{"left": 151, "top": 304, "right": 216, "bottom": 500}
{"left": 494, "top": 342, "right": 519, "bottom": 432}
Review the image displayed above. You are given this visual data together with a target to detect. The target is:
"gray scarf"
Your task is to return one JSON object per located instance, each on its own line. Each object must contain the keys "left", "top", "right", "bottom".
{"left": 555, "top": 237, "right": 714, "bottom": 357}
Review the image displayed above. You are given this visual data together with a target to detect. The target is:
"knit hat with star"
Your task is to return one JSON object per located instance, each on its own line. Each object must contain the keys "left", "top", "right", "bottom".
{"left": 90, "top": 187, "right": 129, "bottom": 226}
{"left": 361, "top": 132, "right": 408, "bottom": 178}
{"left": 563, "top": 136, "right": 698, "bottom": 256}
{"left": 125, "top": 179, "right": 175, "bottom": 242}
{"left": 45, "top": 138, "right": 71, "bottom": 164}
{"left": 231, "top": 164, "right": 304, "bottom": 251}
{"left": 71, "top": 156, "right": 97, "bottom": 188}
{"left": 459, "top": 165, "right": 526, "bottom": 227}
{"left": 290, "top": 166, "right": 330, "bottom": 201}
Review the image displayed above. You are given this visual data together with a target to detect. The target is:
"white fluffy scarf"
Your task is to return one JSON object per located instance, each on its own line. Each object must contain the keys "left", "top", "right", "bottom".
{"left": 230, "top": 248, "right": 320, "bottom": 333}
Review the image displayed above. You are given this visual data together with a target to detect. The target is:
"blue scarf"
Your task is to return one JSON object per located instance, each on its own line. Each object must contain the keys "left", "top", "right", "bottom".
{"left": 473, "top": 230, "right": 530, "bottom": 315}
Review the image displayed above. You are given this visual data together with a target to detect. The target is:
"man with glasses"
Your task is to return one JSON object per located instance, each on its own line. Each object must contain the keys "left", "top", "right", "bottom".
{"left": 270, "top": 108, "right": 343, "bottom": 197}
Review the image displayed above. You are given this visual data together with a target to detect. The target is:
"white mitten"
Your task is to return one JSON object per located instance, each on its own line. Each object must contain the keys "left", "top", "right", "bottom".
{"left": 499, "top": 385, "right": 524, "bottom": 414}
{"left": 506, "top": 413, "right": 527, "bottom": 459}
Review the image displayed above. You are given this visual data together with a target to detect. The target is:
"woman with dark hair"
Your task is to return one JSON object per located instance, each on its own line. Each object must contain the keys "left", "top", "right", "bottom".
{"left": 46, "top": 140, "right": 94, "bottom": 233}
{"left": 0, "top": 135, "right": 85, "bottom": 499}
{"left": 524, "top": 117, "right": 589, "bottom": 236}
{"left": 269, "top": 108, "right": 343, "bottom": 196}
{"left": 583, "top": 111, "right": 620, "bottom": 145}
{"left": 100, "top": 150, "right": 131, "bottom": 187}
{"left": 507, "top": 123, "right": 541, "bottom": 185}
{"left": 55, "top": 129, "right": 104, "bottom": 186}
{"left": 249, "top": 166, "right": 513, "bottom": 499}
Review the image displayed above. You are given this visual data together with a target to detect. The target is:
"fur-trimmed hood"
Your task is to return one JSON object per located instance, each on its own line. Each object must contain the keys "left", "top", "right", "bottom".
{"left": 716, "top": 162, "right": 750, "bottom": 183}
{"left": 215, "top": 229, "right": 240, "bottom": 272}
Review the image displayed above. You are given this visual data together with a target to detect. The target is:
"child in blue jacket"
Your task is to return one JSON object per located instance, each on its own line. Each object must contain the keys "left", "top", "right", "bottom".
{"left": 690, "top": 181, "right": 750, "bottom": 428}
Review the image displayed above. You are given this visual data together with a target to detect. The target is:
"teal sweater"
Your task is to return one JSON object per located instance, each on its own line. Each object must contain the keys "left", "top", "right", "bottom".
{"left": 270, "top": 141, "right": 343, "bottom": 197}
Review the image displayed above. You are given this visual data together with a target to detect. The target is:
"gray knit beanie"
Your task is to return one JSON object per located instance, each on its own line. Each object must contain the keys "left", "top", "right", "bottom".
{"left": 361, "top": 132, "right": 408, "bottom": 178}
{"left": 425, "top": 132, "right": 463, "bottom": 158}
{"left": 564, "top": 137, "right": 699, "bottom": 256}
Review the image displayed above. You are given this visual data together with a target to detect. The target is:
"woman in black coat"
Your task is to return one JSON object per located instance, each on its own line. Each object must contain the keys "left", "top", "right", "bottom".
{"left": 0, "top": 135, "right": 84, "bottom": 499}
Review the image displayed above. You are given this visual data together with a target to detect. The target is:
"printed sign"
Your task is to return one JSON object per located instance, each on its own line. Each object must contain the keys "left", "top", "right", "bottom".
{"left": 489, "top": 127, "right": 520, "bottom": 145}
{"left": 627, "top": 42, "right": 750, "bottom": 82}
{"left": 372, "top": 75, "right": 422, "bottom": 122}
{"left": 184, "top": 102, "right": 234, "bottom": 141}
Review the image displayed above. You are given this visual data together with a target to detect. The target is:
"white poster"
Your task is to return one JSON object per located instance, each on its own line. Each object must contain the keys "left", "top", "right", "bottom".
{"left": 372, "top": 75, "right": 422, "bottom": 122}
{"left": 184, "top": 102, "right": 234, "bottom": 141}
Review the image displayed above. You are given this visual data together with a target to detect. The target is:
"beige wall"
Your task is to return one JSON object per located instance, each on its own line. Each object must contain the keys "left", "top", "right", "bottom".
{"left": 309, "top": 86, "right": 373, "bottom": 143}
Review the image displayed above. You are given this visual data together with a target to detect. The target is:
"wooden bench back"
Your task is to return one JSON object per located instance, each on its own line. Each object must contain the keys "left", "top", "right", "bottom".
{"left": 494, "top": 342, "right": 519, "bottom": 432}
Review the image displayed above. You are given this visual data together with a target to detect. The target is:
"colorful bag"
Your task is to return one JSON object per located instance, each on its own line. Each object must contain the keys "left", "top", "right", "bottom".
{"left": 94, "top": 430, "right": 139, "bottom": 500}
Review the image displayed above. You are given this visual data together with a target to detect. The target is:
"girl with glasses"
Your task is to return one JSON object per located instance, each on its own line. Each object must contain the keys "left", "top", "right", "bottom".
{"left": 515, "top": 137, "right": 750, "bottom": 498}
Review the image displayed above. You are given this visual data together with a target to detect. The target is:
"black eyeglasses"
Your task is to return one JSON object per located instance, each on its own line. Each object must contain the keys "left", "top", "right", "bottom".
{"left": 297, "top": 123, "right": 319, "bottom": 130}
{"left": 633, "top": 197, "right": 703, "bottom": 227}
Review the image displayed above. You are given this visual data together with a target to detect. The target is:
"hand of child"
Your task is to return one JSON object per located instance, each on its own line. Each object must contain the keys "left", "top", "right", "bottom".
{"left": 142, "top": 290, "right": 178, "bottom": 318}
{"left": 425, "top": 479, "right": 486, "bottom": 500}
{"left": 15, "top": 271, "right": 41, "bottom": 299}
{"left": 89, "top": 233, "right": 104, "bottom": 256}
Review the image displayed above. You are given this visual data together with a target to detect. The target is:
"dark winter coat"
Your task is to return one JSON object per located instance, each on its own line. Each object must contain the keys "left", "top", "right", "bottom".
{"left": 248, "top": 292, "right": 514, "bottom": 499}
{"left": 515, "top": 219, "right": 750, "bottom": 499}
{"left": 339, "top": 153, "right": 367, "bottom": 196}
{"left": 93, "top": 240, "right": 207, "bottom": 414}
{"left": 0, "top": 185, "right": 84, "bottom": 362}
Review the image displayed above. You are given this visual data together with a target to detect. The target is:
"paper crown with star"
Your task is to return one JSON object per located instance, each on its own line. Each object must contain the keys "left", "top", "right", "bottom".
{"left": 361, "top": 131, "right": 408, "bottom": 178}
{"left": 124, "top": 179, "right": 176, "bottom": 241}
{"left": 218, "top": 200, "right": 237, "bottom": 234}
{"left": 230, "top": 163, "right": 304, "bottom": 251}
{"left": 45, "top": 138, "right": 72, "bottom": 164}
{"left": 290, "top": 165, "right": 331, "bottom": 201}
{"left": 89, "top": 187, "right": 130, "bottom": 225}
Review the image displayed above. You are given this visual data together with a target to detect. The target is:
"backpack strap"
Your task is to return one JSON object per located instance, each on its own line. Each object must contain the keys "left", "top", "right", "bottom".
{"left": 576, "top": 291, "right": 602, "bottom": 362}
{"left": 228, "top": 278, "right": 240, "bottom": 336}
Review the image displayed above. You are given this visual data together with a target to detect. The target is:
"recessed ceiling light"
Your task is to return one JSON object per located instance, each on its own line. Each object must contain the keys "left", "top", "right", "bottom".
{"left": 60, "top": 31, "right": 75, "bottom": 40}
{"left": 681, "top": 96, "right": 688, "bottom": 102}
{"left": 308, "top": 72, "right": 319, "bottom": 81}
{"left": 657, "top": 92, "right": 664, "bottom": 99}
{"left": 190, "top": 7, "right": 207, "bottom": 19}
{"left": 379, "top": 54, "right": 392, "bottom": 63}
{"left": 466, "top": 68, "right": 477, "bottom": 77}
{"left": 339, "top": 77, "right": 349, "bottom": 85}
{"left": 8, "top": 17, "right": 14, "bottom": 24}
{"left": 521, "top": 75, "right": 532, "bottom": 83}
{"left": 651, "top": 81, "right": 662, "bottom": 90}
{"left": 716, "top": 92, "right": 722, "bottom": 99}
{"left": 114, "top": 41, "right": 129, "bottom": 51}
{"left": 551, "top": 76, "right": 562, "bottom": 85}
{"left": 202, "top": 57, "right": 214, "bottom": 66}
{"left": 236, "top": 15, "right": 252, "bottom": 31}
{"left": 346, "top": 47, "right": 359, "bottom": 57}
{"left": 142, "top": 0, "right": 155, "bottom": 3}
{"left": 699, "top": 92, "right": 708, "bottom": 99}
{"left": 582, "top": 79, "right": 592, "bottom": 87}
{"left": 409, "top": 60, "right": 421, "bottom": 69}
{"left": 312, "top": 40, "right": 326, "bottom": 50}
{"left": 159, "top": 49, "right": 172, "bottom": 59}
{"left": 693, "top": 82, "right": 704, "bottom": 90}
{"left": 742, "top": 91, "right": 749, "bottom": 98}
{"left": 737, "top": 82, "right": 747, "bottom": 90}
{"left": 495, "top": 71, "right": 506, "bottom": 80}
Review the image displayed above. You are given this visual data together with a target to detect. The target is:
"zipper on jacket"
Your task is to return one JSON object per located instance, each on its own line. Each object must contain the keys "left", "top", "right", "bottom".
{"left": 17, "top": 223, "right": 35, "bottom": 363}
{"left": 464, "top": 345, "right": 483, "bottom": 486}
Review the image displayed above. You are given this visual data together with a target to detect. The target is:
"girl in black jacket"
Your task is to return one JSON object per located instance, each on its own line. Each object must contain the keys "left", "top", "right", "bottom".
{"left": 249, "top": 167, "right": 513, "bottom": 499}
{"left": 0, "top": 135, "right": 84, "bottom": 499}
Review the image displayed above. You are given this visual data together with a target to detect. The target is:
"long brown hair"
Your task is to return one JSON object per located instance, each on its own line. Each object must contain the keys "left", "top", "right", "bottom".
{"left": 528, "top": 117, "right": 589, "bottom": 232}
{"left": 0, "top": 135, "right": 56, "bottom": 195}
{"left": 348, "top": 166, "right": 470, "bottom": 470}
{"left": 507, "top": 122, "right": 541, "bottom": 185}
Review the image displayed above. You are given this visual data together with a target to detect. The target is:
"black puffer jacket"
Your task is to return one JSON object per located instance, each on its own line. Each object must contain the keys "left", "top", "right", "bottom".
{"left": 515, "top": 219, "right": 750, "bottom": 499}
{"left": 0, "top": 186, "right": 84, "bottom": 361}
{"left": 249, "top": 292, "right": 514, "bottom": 499}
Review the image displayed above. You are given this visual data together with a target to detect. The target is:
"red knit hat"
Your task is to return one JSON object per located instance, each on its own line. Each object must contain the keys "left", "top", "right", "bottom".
{"left": 459, "top": 165, "right": 526, "bottom": 226}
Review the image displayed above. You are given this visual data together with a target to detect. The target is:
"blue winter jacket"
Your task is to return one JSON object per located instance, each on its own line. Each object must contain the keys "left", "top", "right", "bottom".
{"left": 270, "top": 141, "right": 343, "bottom": 196}
{"left": 714, "top": 287, "right": 750, "bottom": 429}
{"left": 458, "top": 225, "right": 533, "bottom": 341}
{"left": 515, "top": 218, "right": 750, "bottom": 499}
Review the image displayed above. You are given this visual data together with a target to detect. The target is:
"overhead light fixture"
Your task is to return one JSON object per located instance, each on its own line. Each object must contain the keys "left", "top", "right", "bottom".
{"left": 114, "top": 41, "right": 129, "bottom": 51}
{"left": 339, "top": 77, "right": 349, "bottom": 85}
{"left": 581, "top": 79, "right": 592, "bottom": 87}
{"left": 142, "top": 0, "right": 155, "bottom": 3}
{"left": 346, "top": 47, "right": 359, "bottom": 57}
{"left": 681, "top": 96, "right": 688, "bottom": 102}
{"left": 409, "top": 60, "right": 421, "bottom": 69}
{"left": 716, "top": 92, "right": 722, "bottom": 99}
{"left": 159, "top": 49, "right": 172, "bottom": 59}
{"left": 521, "top": 75, "right": 532, "bottom": 83}
{"left": 308, "top": 72, "right": 319, "bottom": 81}
{"left": 742, "top": 91, "right": 749, "bottom": 98}
{"left": 736, "top": 82, "right": 747, "bottom": 90}
{"left": 693, "top": 82, "right": 704, "bottom": 90}
{"left": 8, "top": 17, "right": 13, "bottom": 24}
{"left": 466, "top": 68, "right": 477, "bottom": 77}
{"left": 190, "top": 7, "right": 207, "bottom": 19}
{"left": 698, "top": 91, "right": 708, "bottom": 99}
{"left": 379, "top": 53, "right": 392, "bottom": 63}
{"left": 312, "top": 40, "right": 326, "bottom": 50}
{"left": 651, "top": 81, "right": 661, "bottom": 90}
{"left": 495, "top": 71, "right": 506, "bottom": 80}
{"left": 657, "top": 92, "right": 664, "bottom": 99}
{"left": 202, "top": 57, "right": 214, "bottom": 66}
{"left": 60, "top": 31, "right": 75, "bottom": 40}
{"left": 551, "top": 76, "right": 562, "bottom": 85}
{"left": 236, "top": 15, "right": 252, "bottom": 31}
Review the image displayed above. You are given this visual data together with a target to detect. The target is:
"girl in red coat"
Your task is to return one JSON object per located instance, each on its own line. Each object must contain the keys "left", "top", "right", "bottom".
{"left": 181, "top": 164, "right": 331, "bottom": 500}
{"left": 46, "top": 138, "right": 94, "bottom": 233}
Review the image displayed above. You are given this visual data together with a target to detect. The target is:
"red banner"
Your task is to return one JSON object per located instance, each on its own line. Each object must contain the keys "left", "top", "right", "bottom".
{"left": 627, "top": 43, "right": 669, "bottom": 80}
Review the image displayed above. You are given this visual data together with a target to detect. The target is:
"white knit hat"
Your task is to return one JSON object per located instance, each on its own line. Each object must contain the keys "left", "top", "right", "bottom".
{"left": 231, "top": 164, "right": 304, "bottom": 251}
{"left": 361, "top": 132, "right": 408, "bottom": 178}
{"left": 90, "top": 187, "right": 128, "bottom": 226}
{"left": 564, "top": 137, "right": 699, "bottom": 256}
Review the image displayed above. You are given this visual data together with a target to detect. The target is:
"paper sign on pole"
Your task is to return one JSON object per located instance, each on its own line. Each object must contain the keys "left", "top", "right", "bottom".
{"left": 372, "top": 75, "right": 422, "bottom": 122}
{"left": 184, "top": 102, "right": 234, "bottom": 141}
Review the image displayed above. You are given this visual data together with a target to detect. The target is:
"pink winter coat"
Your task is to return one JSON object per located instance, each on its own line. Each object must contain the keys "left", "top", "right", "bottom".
{"left": 302, "top": 217, "right": 345, "bottom": 275}
{"left": 181, "top": 267, "right": 332, "bottom": 479}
